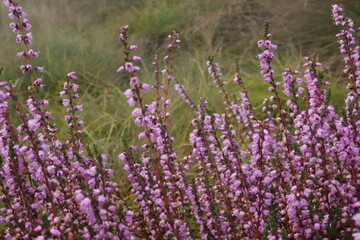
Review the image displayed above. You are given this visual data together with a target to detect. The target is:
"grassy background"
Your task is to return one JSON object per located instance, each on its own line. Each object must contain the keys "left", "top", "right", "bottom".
{"left": 0, "top": 0, "right": 359, "bottom": 187}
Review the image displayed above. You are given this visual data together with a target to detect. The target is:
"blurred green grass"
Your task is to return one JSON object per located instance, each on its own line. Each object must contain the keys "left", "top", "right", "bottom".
{"left": 0, "top": 0, "right": 359, "bottom": 188}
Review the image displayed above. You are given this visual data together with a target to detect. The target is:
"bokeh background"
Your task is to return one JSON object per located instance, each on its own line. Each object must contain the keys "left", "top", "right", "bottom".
{"left": 1, "top": 0, "right": 360, "bottom": 186}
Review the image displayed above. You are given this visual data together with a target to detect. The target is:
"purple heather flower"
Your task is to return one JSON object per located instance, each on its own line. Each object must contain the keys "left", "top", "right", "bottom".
{"left": 123, "top": 89, "right": 133, "bottom": 98}
{"left": 129, "top": 45, "right": 138, "bottom": 50}
{"left": 138, "top": 132, "right": 146, "bottom": 139}
{"left": 130, "top": 76, "right": 139, "bottom": 86}
{"left": 16, "top": 51, "right": 25, "bottom": 58}
{"left": 34, "top": 78, "right": 43, "bottom": 85}
{"left": 354, "top": 213, "right": 360, "bottom": 226}
{"left": 72, "top": 84, "right": 79, "bottom": 92}
{"left": 146, "top": 101, "right": 156, "bottom": 114}
{"left": 67, "top": 71, "right": 78, "bottom": 79}
{"left": 132, "top": 108, "right": 142, "bottom": 117}
{"left": 28, "top": 118, "right": 39, "bottom": 130}
{"left": 9, "top": 23, "right": 17, "bottom": 32}
{"left": 125, "top": 62, "right": 134, "bottom": 72}
{"left": 133, "top": 56, "right": 142, "bottom": 62}
{"left": 62, "top": 99, "right": 70, "bottom": 106}
{"left": 127, "top": 97, "right": 136, "bottom": 106}
{"left": 117, "top": 66, "right": 125, "bottom": 72}
{"left": 75, "top": 105, "right": 83, "bottom": 111}
{"left": 141, "top": 83, "right": 151, "bottom": 90}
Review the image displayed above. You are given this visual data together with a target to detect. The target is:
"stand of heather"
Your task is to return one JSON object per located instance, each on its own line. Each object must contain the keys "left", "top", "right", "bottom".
{"left": 1, "top": 0, "right": 360, "bottom": 240}
{"left": 1, "top": 0, "right": 359, "bottom": 167}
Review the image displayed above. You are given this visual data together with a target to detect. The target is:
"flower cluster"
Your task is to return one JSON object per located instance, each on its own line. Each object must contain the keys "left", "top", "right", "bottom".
{"left": 257, "top": 21, "right": 277, "bottom": 84}
{"left": 0, "top": 1, "right": 359, "bottom": 239}
{"left": 0, "top": 1, "right": 133, "bottom": 239}
{"left": 116, "top": 6, "right": 360, "bottom": 240}
{"left": 4, "top": 0, "right": 44, "bottom": 90}
{"left": 174, "top": 84, "right": 195, "bottom": 109}
{"left": 117, "top": 25, "right": 190, "bottom": 239}
{"left": 332, "top": 4, "right": 360, "bottom": 90}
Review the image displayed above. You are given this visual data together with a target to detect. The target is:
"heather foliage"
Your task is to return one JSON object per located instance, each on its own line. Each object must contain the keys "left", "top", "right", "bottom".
{"left": 0, "top": 1, "right": 360, "bottom": 240}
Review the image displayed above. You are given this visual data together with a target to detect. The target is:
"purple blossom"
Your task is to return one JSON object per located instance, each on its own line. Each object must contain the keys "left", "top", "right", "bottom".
{"left": 117, "top": 66, "right": 125, "bottom": 72}
{"left": 50, "top": 229, "right": 61, "bottom": 236}
{"left": 67, "top": 71, "right": 78, "bottom": 79}
{"left": 75, "top": 105, "right": 83, "bottom": 111}
{"left": 129, "top": 45, "right": 138, "bottom": 50}
{"left": 133, "top": 56, "right": 142, "bottom": 62}
{"left": 62, "top": 99, "right": 70, "bottom": 106}
{"left": 141, "top": 83, "right": 151, "bottom": 90}
{"left": 130, "top": 76, "right": 139, "bottom": 86}
{"left": 123, "top": 89, "right": 133, "bottom": 98}
{"left": 125, "top": 62, "right": 134, "bottom": 72}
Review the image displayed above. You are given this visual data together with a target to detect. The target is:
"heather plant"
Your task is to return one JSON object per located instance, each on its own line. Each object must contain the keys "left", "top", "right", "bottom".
{"left": 0, "top": 1, "right": 133, "bottom": 239}
{"left": 1, "top": 1, "right": 360, "bottom": 240}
